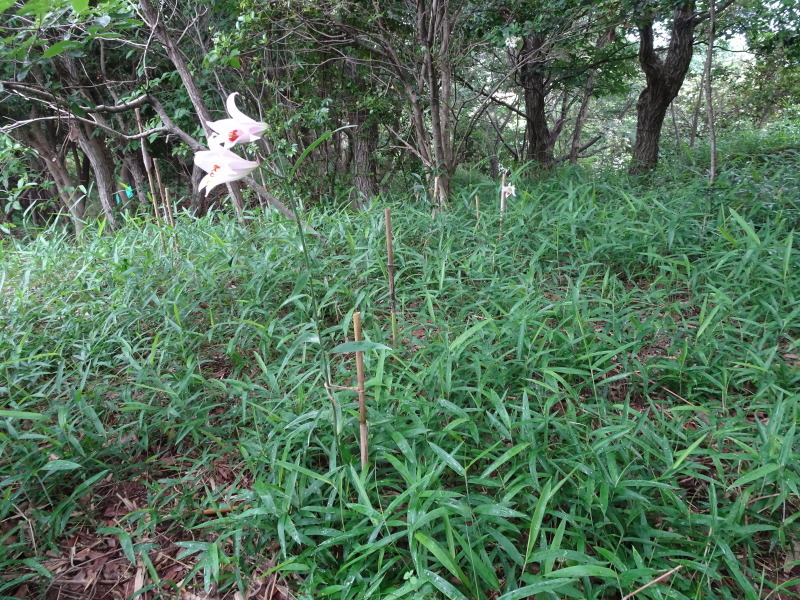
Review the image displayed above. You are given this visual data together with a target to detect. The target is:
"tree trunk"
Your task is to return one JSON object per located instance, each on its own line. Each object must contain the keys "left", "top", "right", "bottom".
{"left": 418, "top": 0, "right": 455, "bottom": 204}
{"left": 122, "top": 152, "right": 150, "bottom": 211}
{"left": 139, "top": 0, "right": 246, "bottom": 221}
{"left": 521, "top": 33, "right": 553, "bottom": 168}
{"left": 21, "top": 123, "right": 86, "bottom": 235}
{"left": 77, "top": 126, "right": 117, "bottom": 227}
{"left": 630, "top": 3, "right": 699, "bottom": 174}
{"left": 570, "top": 29, "right": 614, "bottom": 164}
{"left": 351, "top": 119, "right": 378, "bottom": 209}
{"left": 703, "top": 0, "right": 717, "bottom": 184}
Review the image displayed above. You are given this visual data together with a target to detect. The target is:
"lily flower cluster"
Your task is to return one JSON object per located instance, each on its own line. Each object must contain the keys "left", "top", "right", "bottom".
{"left": 194, "top": 93, "right": 267, "bottom": 195}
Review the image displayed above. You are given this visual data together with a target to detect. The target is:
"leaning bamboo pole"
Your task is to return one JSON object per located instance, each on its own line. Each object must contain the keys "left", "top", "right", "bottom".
{"left": 353, "top": 311, "right": 368, "bottom": 467}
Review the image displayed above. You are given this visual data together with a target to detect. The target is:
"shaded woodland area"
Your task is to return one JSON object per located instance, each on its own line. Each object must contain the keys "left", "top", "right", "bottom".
{"left": 0, "top": 0, "right": 798, "bottom": 228}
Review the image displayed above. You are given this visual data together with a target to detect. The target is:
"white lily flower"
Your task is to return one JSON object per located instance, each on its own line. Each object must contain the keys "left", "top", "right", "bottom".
{"left": 502, "top": 184, "right": 516, "bottom": 198}
{"left": 194, "top": 146, "right": 259, "bottom": 195}
{"left": 207, "top": 92, "right": 268, "bottom": 148}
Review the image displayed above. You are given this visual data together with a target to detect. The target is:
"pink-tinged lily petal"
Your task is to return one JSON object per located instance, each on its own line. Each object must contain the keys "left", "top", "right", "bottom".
{"left": 194, "top": 146, "right": 259, "bottom": 195}
{"left": 206, "top": 92, "right": 267, "bottom": 148}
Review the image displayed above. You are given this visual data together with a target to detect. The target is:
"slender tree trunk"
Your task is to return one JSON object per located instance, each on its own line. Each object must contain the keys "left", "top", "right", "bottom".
{"left": 570, "top": 29, "right": 614, "bottom": 163}
{"left": 521, "top": 33, "right": 553, "bottom": 168}
{"left": 419, "top": 0, "right": 455, "bottom": 203}
{"left": 703, "top": 0, "right": 717, "bottom": 184}
{"left": 139, "top": 0, "right": 246, "bottom": 221}
{"left": 670, "top": 103, "right": 681, "bottom": 147}
{"left": 689, "top": 74, "right": 704, "bottom": 148}
{"left": 630, "top": 4, "right": 699, "bottom": 174}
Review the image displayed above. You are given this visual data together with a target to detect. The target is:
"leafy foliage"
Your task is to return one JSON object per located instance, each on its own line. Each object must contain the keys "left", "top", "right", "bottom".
{"left": 2, "top": 131, "right": 799, "bottom": 598}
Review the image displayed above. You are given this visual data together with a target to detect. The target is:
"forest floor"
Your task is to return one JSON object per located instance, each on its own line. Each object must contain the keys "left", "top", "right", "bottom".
{"left": 2, "top": 146, "right": 800, "bottom": 599}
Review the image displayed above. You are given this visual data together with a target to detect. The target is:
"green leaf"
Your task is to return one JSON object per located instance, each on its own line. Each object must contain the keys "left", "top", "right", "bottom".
{"left": 0, "top": 0, "right": 16, "bottom": 12}
{"left": 414, "top": 532, "right": 471, "bottom": 592}
{"left": 481, "top": 442, "right": 530, "bottom": 478}
{"left": 289, "top": 125, "right": 354, "bottom": 179}
{"left": 71, "top": 0, "right": 88, "bottom": 11}
{"left": 728, "top": 463, "right": 781, "bottom": 489}
{"left": 545, "top": 565, "right": 618, "bottom": 579}
{"left": 449, "top": 317, "right": 492, "bottom": 353}
{"left": 17, "top": 0, "right": 49, "bottom": 16}
{"left": 497, "top": 578, "right": 576, "bottom": 599}
{"left": 272, "top": 459, "right": 333, "bottom": 486}
{"left": 423, "top": 569, "right": 469, "bottom": 600}
{"left": 0, "top": 352, "right": 59, "bottom": 367}
{"left": 330, "top": 340, "right": 391, "bottom": 353}
{"left": 665, "top": 433, "right": 707, "bottom": 475}
{"left": 729, "top": 207, "right": 761, "bottom": 245}
{"left": 0, "top": 409, "right": 48, "bottom": 421}
{"left": 41, "top": 460, "right": 83, "bottom": 472}
{"left": 524, "top": 480, "right": 552, "bottom": 565}
{"left": 428, "top": 442, "right": 466, "bottom": 477}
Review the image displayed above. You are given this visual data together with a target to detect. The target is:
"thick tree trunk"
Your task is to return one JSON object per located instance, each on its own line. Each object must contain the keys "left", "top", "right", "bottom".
{"left": 21, "top": 124, "right": 86, "bottom": 235}
{"left": 351, "top": 119, "right": 378, "bottom": 209}
{"left": 630, "top": 4, "right": 698, "bottom": 174}
{"left": 631, "top": 85, "right": 674, "bottom": 172}
{"left": 77, "top": 126, "right": 117, "bottom": 227}
{"left": 343, "top": 60, "right": 378, "bottom": 209}
{"left": 521, "top": 33, "right": 553, "bottom": 168}
{"left": 122, "top": 152, "right": 150, "bottom": 210}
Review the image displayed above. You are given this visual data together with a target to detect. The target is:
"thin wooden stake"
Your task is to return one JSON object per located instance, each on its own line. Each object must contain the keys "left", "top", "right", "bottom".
{"left": 135, "top": 108, "right": 160, "bottom": 224}
{"left": 164, "top": 187, "right": 176, "bottom": 227}
{"left": 164, "top": 188, "right": 180, "bottom": 252}
{"left": 500, "top": 172, "right": 507, "bottom": 214}
{"left": 499, "top": 172, "right": 507, "bottom": 238}
{"left": 353, "top": 311, "right": 368, "bottom": 467}
{"left": 153, "top": 159, "right": 168, "bottom": 211}
{"left": 475, "top": 195, "right": 480, "bottom": 222}
{"left": 385, "top": 208, "right": 398, "bottom": 347}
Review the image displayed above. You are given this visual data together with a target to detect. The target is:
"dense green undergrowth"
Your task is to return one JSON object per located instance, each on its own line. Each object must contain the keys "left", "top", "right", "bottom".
{"left": 2, "top": 147, "right": 800, "bottom": 599}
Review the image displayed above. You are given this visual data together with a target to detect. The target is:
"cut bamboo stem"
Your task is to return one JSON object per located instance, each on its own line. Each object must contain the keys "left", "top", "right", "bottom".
{"left": 500, "top": 172, "right": 507, "bottom": 214}
{"left": 164, "top": 188, "right": 180, "bottom": 252}
{"left": 499, "top": 172, "right": 507, "bottom": 238}
{"left": 475, "top": 194, "right": 480, "bottom": 222}
{"left": 385, "top": 208, "right": 398, "bottom": 347}
{"left": 135, "top": 108, "right": 160, "bottom": 224}
{"left": 353, "top": 311, "right": 368, "bottom": 467}
{"left": 164, "top": 188, "right": 176, "bottom": 228}
{"left": 153, "top": 159, "right": 168, "bottom": 212}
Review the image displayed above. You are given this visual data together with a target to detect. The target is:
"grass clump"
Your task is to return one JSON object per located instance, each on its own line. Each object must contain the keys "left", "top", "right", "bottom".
{"left": 1, "top": 156, "right": 799, "bottom": 599}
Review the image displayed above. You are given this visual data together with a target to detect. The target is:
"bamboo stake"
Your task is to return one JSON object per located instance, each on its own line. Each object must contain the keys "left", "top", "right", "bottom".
{"left": 475, "top": 194, "right": 480, "bottom": 222}
{"left": 152, "top": 159, "right": 168, "bottom": 213}
{"left": 385, "top": 208, "right": 398, "bottom": 347}
{"left": 164, "top": 188, "right": 176, "bottom": 228}
{"left": 164, "top": 188, "right": 180, "bottom": 252}
{"left": 500, "top": 172, "right": 507, "bottom": 214}
{"left": 135, "top": 108, "right": 160, "bottom": 224}
{"left": 353, "top": 311, "right": 368, "bottom": 468}
{"left": 499, "top": 172, "right": 507, "bottom": 238}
